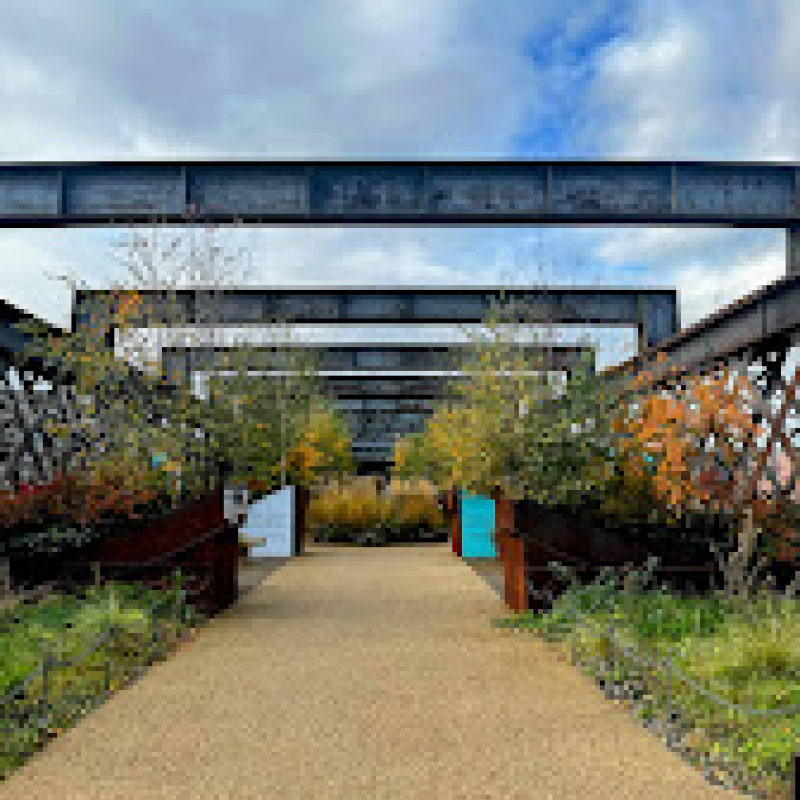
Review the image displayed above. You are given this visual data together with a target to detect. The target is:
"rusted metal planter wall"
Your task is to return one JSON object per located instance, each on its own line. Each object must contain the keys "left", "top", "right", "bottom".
{"left": 513, "top": 501, "right": 719, "bottom": 612}
{"left": 450, "top": 490, "right": 462, "bottom": 556}
{"left": 440, "top": 489, "right": 462, "bottom": 556}
{"left": 71, "top": 487, "right": 238, "bottom": 617}
{"left": 294, "top": 485, "right": 309, "bottom": 556}
{"left": 490, "top": 488, "right": 528, "bottom": 612}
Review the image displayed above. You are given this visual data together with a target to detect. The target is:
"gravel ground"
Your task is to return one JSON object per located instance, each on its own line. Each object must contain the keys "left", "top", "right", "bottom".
{"left": 237, "top": 556, "right": 290, "bottom": 599}
{"left": 2, "top": 543, "right": 736, "bottom": 799}
{"left": 462, "top": 557, "right": 505, "bottom": 601}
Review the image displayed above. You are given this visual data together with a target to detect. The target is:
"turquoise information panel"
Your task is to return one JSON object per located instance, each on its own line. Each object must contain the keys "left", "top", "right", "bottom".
{"left": 460, "top": 491, "right": 496, "bottom": 557}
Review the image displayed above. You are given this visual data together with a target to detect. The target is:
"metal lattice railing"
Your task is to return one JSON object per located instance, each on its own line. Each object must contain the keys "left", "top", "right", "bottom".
{"left": 0, "top": 579, "right": 193, "bottom": 773}
{"left": 513, "top": 571, "right": 800, "bottom": 798}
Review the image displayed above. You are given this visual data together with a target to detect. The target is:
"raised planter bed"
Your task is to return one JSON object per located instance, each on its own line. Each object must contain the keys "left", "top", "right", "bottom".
{"left": 499, "top": 499, "right": 724, "bottom": 613}
{"left": 61, "top": 487, "right": 237, "bottom": 617}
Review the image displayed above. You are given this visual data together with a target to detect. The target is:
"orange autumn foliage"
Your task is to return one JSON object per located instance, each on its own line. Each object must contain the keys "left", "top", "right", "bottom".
{"left": 616, "top": 356, "right": 763, "bottom": 525}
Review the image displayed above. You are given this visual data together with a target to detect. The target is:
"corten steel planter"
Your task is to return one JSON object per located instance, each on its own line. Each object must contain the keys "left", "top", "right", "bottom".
{"left": 448, "top": 490, "right": 462, "bottom": 556}
{"left": 293, "top": 485, "right": 309, "bottom": 556}
{"left": 491, "top": 488, "right": 515, "bottom": 564}
{"left": 491, "top": 488, "right": 522, "bottom": 611}
{"left": 513, "top": 500, "right": 719, "bottom": 612}
{"left": 503, "top": 533, "right": 528, "bottom": 613}
{"left": 70, "top": 486, "right": 238, "bottom": 617}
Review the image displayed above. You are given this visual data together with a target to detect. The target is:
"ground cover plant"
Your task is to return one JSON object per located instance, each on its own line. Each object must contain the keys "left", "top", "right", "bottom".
{"left": 0, "top": 579, "right": 193, "bottom": 778}
{"left": 494, "top": 561, "right": 800, "bottom": 800}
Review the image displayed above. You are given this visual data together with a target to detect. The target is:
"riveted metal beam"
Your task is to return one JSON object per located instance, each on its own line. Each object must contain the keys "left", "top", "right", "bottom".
{"left": 0, "top": 159, "right": 797, "bottom": 226}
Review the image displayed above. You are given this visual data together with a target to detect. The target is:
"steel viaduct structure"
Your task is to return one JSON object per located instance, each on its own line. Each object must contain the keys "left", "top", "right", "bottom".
{"left": 2, "top": 158, "right": 799, "bottom": 469}
{"left": 73, "top": 285, "right": 677, "bottom": 470}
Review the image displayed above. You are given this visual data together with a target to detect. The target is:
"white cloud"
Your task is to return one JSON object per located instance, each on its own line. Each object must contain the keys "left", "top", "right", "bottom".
{"left": 1, "top": 0, "right": 799, "bottom": 350}
{"left": 0, "top": 0, "right": 553, "bottom": 160}
{"left": 575, "top": 0, "right": 799, "bottom": 326}
{"left": 0, "top": 230, "right": 90, "bottom": 328}
{"left": 671, "top": 242, "right": 785, "bottom": 327}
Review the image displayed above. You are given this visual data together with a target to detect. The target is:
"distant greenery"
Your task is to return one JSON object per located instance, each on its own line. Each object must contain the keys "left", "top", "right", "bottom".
{"left": 495, "top": 563, "right": 800, "bottom": 799}
{"left": 0, "top": 580, "right": 192, "bottom": 778}
{"left": 309, "top": 477, "right": 445, "bottom": 545}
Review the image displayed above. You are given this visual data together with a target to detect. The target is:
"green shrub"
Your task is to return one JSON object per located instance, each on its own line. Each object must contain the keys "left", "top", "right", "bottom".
{"left": 501, "top": 574, "right": 800, "bottom": 798}
{"left": 0, "top": 582, "right": 190, "bottom": 778}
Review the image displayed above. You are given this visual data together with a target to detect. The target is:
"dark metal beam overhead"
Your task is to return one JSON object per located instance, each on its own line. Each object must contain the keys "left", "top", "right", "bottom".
{"left": 162, "top": 343, "right": 593, "bottom": 380}
{"left": 75, "top": 285, "right": 678, "bottom": 350}
{"left": 0, "top": 298, "right": 65, "bottom": 369}
{"left": 1, "top": 159, "right": 798, "bottom": 227}
{"left": 606, "top": 271, "right": 800, "bottom": 383}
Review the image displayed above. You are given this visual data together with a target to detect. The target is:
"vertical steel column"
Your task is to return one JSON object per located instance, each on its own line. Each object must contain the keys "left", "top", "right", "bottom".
{"left": 788, "top": 227, "right": 800, "bottom": 277}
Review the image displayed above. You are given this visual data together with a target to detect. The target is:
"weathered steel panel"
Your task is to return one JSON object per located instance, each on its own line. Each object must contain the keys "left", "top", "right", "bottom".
{"left": 548, "top": 291, "right": 641, "bottom": 323}
{"left": 221, "top": 293, "right": 265, "bottom": 322}
{"left": 325, "top": 376, "right": 449, "bottom": 397}
{"left": 268, "top": 292, "right": 342, "bottom": 320}
{"left": 311, "top": 165, "right": 423, "bottom": 215}
{"left": 0, "top": 324, "right": 27, "bottom": 355}
{"left": 676, "top": 165, "right": 794, "bottom": 215}
{"left": 1, "top": 161, "right": 799, "bottom": 225}
{"left": 334, "top": 397, "right": 437, "bottom": 413}
{"left": 642, "top": 293, "right": 680, "bottom": 348}
{"left": 764, "top": 282, "right": 800, "bottom": 338}
{"left": 0, "top": 169, "right": 59, "bottom": 216}
{"left": 411, "top": 292, "right": 488, "bottom": 319}
{"left": 189, "top": 166, "right": 308, "bottom": 215}
{"left": 353, "top": 349, "right": 455, "bottom": 370}
{"left": 344, "top": 293, "right": 411, "bottom": 319}
{"left": 426, "top": 166, "right": 546, "bottom": 215}
{"left": 789, "top": 227, "right": 800, "bottom": 276}
{"left": 551, "top": 164, "right": 671, "bottom": 215}
{"left": 66, "top": 167, "right": 185, "bottom": 216}
{"left": 664, "top": 307, "right": 764, "bottom": 368}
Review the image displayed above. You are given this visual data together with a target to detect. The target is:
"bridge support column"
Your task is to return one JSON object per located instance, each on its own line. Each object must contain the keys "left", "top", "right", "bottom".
{"left": 788, "top": 227, "right": 800, "bottom": 277}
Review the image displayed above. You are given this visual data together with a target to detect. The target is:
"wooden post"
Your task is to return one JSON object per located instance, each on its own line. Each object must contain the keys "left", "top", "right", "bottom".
{"left": 504, "top": 534, "right": 528, "bottom": 613}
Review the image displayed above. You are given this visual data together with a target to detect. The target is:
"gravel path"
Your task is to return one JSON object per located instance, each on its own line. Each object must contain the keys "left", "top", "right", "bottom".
{"left": 3, "top": 543, "right": 735, "bottom": 799}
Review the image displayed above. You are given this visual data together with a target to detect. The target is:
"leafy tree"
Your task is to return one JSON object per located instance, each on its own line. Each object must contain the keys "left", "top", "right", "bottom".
{"left": 609, "top": 355, "right": 793, "bottom": 606}
{"left": 284, "top": 398, "right": 355, "bottom": 487}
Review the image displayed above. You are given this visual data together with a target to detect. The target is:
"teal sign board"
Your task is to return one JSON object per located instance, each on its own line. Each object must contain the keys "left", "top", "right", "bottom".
{"left": 460, "top": 491, "right": 496, "bottom": 557}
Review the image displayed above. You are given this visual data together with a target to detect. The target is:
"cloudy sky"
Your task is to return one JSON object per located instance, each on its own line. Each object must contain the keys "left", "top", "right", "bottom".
{"left": 1, "top": 0, "right": 798, "bottom": 365}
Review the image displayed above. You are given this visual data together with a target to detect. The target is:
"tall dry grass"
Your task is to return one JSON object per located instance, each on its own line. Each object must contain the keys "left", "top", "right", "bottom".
{"left": 309, "top": 477, "right": 444, "bottom": 538}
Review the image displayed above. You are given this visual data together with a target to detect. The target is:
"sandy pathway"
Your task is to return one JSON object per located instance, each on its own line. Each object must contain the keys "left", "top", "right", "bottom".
{"left": 2, "top": 543, "right": 735, "bottom": 799}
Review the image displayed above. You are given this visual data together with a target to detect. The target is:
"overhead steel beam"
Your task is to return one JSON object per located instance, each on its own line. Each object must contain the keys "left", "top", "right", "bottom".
{"left": 789, "top": 227, "right": 800, "bottom": 276}
{"left": 0, "top": 298, "right": 65, "bottom": 372}
{"left": 162, "top": 343, "right": 593, "bottom": 384}
{"left": 323, "top": 375, "right": 454, "bottom": 399}
{"left": 75, "top": 285, "right": 677, "bottom": 350}
{"left": 606, "top": 271, "right": 800, "bottom": 384}
{"left": 2, "top": 160, "right": 798, "bottom": 230}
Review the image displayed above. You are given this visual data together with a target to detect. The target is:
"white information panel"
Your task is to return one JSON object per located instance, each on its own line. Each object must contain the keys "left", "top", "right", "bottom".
{"left": 240, "top": 486, "right": 295, "bottom": 558}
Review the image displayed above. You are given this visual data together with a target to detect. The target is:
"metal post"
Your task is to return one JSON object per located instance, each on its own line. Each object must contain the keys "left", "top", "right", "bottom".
{"left": 794, "top": 751, "right": 800, "bottom": 800}
{"left": 788, "top": 227, "right": 800, "bottom": 277}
